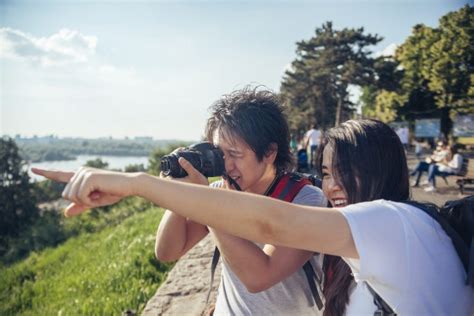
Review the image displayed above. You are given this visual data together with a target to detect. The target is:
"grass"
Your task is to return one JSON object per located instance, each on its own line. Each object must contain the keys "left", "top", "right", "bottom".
{"left": 0, "top": 206, "right": 173, "bottom": 315}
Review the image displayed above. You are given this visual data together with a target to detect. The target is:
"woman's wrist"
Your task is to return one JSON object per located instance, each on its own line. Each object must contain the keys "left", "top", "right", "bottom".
{"left": 129, "top": 171, "right": 149, "bottom": 197}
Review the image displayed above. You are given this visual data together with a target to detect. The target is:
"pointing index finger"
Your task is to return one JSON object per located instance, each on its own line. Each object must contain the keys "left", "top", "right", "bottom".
{"left": 31, "top": 167, "right": 74, "bottom": 183}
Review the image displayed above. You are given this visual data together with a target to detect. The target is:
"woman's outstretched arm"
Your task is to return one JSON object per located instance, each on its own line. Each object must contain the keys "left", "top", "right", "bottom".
{"left": 32, "top": 167, "right": 358, "bottom": 258}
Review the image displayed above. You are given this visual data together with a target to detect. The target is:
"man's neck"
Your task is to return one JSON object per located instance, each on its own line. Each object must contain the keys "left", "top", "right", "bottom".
{"left": 246, "top": 167, "right": 278, "bottom": 195}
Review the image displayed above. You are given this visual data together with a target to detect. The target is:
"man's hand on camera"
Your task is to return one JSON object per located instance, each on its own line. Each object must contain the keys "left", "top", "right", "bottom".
{"left": 179, "top": 157, "right": 209, "bottom": 185}
{"left": 160, "top": 157, "right": 209, "bottom": 186}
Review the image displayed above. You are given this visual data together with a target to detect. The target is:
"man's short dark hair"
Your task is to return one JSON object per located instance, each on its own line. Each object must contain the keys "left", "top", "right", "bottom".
{"left": 205, "top": 86, "right": 294, "bottom": 172}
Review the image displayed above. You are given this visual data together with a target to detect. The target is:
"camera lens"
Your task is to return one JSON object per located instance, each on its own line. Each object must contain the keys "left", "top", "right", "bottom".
{"left": 160, "top": 155, "right": 182, "bottom": 177}
{"left": 160, "top": 142, "right": 224, "bottom": 178}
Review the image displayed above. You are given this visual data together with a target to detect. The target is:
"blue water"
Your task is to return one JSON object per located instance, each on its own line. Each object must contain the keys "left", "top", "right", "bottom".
{"left": 28, "top": 155, "right": 149, "bottom": 182}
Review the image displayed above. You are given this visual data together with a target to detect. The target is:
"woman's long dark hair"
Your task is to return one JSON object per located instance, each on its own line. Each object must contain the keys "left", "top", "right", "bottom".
{"left": 316, "top": 119, "right": 410, "bottom": 316}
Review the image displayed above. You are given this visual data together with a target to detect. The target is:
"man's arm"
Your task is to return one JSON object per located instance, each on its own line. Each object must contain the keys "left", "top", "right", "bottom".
{"left": 209, "top": 185, "right": 325, "bottom": 292}
{"left": 210, "top": 228, "right": 313, "bottom": 292}
{"left": 154, "top": 163, "right": 212, "bottom": 262}
{"left": 155, "top": 210, "right": 208, "bottom": 262}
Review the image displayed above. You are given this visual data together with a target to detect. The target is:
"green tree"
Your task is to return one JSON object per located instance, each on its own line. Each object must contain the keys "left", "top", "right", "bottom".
{"left": 0, "top": 137, "right": 39, "bottom": 248}
{"left": 31, "top": 180, "right": 65, "bottom": 203}
{"left": 124, "top": 163, "right": 146, "bottom": 173}
{"left": 360, "top": 56, "right": 403, "bottom": 120}
{"left": 392, "top": 5, "right": 473, "bottom": 137}
{"left": 148, "top": 143, "right": 190, "bottom": 176}
{"left": 84, "top": 158, "right": 109, "bottom": 169}
{"left": 425, "top": 5, "right": 474, "bottom": 111}
{"left": 281, "top": 22, "right": 382, "bottom": 131}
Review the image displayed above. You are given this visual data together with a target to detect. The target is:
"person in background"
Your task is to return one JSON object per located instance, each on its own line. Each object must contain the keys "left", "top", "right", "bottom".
{"left": 304, "top": 124, "right": 321, "bottom": 170}
{"left": 414, "top": 138, "right": 424, "bottom": 160}
{"left": 410, "top": 140, "right": 449, "bottom": 187}
{"left": 424, "top": 145, "right": 464, "bottom": 192}
{"left": 290, "top": 134, "right": 298, "bottom": 153}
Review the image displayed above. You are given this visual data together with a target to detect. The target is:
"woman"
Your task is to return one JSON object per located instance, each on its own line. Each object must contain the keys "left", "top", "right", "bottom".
{"left": 410, "top": 140, "right": 448, "bottom": 187}
{"left": 424, "top": 145, "right": 464, "bottom": 192}
{"left": 32, "top": 119, "right": 473, "bottom": 315}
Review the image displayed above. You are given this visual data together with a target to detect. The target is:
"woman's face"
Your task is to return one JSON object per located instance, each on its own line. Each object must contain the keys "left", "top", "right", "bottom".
{"left": 321, "top": 145, "right": 348, "bottom": 207}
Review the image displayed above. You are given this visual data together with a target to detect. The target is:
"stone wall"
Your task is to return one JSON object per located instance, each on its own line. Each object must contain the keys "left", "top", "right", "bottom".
{"left": 142, "top": 235, "right": 221, "bottom": 315}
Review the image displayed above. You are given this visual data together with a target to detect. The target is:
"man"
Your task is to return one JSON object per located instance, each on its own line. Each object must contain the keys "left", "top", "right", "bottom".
{"left": 304, "top": 124, "right": 321, "bottom": 169}
{"left": 396, "top": 126, "right": 409, "bottom": 152}
{"left": 154, "top": 87, "right": 326, "bottom": 315}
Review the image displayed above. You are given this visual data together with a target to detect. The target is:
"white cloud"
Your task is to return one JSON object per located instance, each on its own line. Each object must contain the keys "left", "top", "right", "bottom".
{"left": 374, "top": 43, "right": 398, "bottom": 58}
{"left": 0, "top": 27, "right": 97, "bottom": 67}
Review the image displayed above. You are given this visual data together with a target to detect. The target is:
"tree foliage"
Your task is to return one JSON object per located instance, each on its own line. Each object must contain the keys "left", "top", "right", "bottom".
{"left": 281, "top": 22, "right": 382, "bottom": 132}
{"left": 425, "top": 5, "right": 474, "bottom": 111}
{"left": 0, "top": 138, "right": 39, "bottom": 243}
{"left": 85, "top": 158, "right": 109, "bottom": 169}
{"left": 360, "top": 56, "right": 404, "bottom": 121}
{"left": 147, "top": 143, "right": 189, "bottom": 176}
{"left": 360, "top": 5, "right": 473, "bottom": 137}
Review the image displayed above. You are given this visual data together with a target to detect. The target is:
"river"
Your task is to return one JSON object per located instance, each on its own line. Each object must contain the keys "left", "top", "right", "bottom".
{"left": 28, "top": 155, "right": 149, "bottom": 182}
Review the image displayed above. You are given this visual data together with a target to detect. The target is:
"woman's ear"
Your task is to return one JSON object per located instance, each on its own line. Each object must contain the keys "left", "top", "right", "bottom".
{"left": 264, "top": 143, "right": 278, "bottom": 164}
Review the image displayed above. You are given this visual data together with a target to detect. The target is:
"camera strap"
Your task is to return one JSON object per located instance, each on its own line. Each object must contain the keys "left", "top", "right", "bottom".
{"left": 221, "top": 172, "right": 242, "bottom": 191}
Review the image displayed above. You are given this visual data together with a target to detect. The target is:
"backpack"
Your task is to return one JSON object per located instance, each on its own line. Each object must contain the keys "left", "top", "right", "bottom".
{"left": 366, "top": 196, "right": 474, "bottom": 315}
{"left": 206, "top": 172, "right": 324, "bottom": 310}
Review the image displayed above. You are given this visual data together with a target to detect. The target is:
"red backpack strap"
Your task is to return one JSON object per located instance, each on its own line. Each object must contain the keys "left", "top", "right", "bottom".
{"left": 267, "top": 173, "right": 324, "bottom": 310}
{"left": 268, "top": 173, "right": 312, "bottom": 202}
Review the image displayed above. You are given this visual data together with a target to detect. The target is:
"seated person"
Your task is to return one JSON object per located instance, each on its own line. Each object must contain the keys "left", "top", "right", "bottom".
{"left": 424, "top": 145, "right": 463, "bottom": 192}
{"left": 411, "top": 140, "right": 448, "bottom": 187}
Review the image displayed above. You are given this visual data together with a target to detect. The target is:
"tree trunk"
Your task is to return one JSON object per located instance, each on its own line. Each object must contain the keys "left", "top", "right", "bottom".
{"left": 335, "top": 98, "right": 342, "bottom": 126}
{"left": 440, "top": 106, "right": 452, "bottom": 140}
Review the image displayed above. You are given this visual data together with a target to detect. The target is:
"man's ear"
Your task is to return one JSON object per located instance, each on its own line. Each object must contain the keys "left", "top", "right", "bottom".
{"left": 264, "top": 143, "right": 278, "bottom": 164}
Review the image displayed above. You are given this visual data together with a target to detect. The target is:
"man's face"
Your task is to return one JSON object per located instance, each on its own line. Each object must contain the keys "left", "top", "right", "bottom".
{"left": 213, "top": 129, "right": 277, "bottom": 194}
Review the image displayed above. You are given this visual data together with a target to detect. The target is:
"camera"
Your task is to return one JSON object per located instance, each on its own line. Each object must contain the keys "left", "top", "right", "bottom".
{"left": 160, "top": 142, "right": 225, "bottom": 178}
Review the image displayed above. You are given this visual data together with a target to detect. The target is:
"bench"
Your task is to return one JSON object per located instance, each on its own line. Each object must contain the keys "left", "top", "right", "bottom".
{"left": 441, "top": 158, "right": 473, "bottom": 194}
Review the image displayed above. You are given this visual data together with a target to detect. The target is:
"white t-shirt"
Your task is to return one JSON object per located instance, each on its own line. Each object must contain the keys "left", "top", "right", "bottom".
{"left": 339, "top": 200, "right": 473, "bottom": 315}
{"left": 438, "top": 153, "right": 463, "bottom": 174}
{"left": 305, "top": 129, "right": 321, "bottom": 147}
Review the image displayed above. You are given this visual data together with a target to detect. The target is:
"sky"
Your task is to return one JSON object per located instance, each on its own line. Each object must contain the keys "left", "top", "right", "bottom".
{"left": 0, "top": 0, "right": 469, "bottom": 140}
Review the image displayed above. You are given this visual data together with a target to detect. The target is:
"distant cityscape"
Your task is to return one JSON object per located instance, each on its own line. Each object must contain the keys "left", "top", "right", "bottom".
{"left": 7, "top": 135, "right": 195, "bottom": 163}
{"left": 9, "top": 134, "right": 158, "bottom": 143}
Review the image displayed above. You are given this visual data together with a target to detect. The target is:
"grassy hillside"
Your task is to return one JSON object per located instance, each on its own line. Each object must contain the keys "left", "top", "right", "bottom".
{"left": 0, "top": 207, "right": 173, "bottom": 315}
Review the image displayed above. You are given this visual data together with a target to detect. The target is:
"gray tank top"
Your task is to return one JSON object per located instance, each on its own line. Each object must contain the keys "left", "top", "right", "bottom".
{"left": 213, "top": 184, "right": 326, "bottom": 315}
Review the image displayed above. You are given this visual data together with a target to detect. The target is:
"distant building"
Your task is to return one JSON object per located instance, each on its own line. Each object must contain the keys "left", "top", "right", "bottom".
{"left": 134, "top": 136, "right": 154, "bottom": 143}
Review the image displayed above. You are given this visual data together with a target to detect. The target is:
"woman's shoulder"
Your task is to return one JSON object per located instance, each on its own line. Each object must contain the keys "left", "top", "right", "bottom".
{"left": 340, "top": 200, "right": 438, "bottom": 225}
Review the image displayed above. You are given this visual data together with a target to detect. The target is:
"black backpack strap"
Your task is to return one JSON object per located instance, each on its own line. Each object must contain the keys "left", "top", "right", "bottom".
{"left": 365, "top": 283, "right": 396, "bottom": 316}
{"left": 302, "top": 261, "right": 324, "bottom": 310}
{"left": 469, "top": 234, "right": 474, "bottom": 287}
{"left": 402, "top": 200, "right": 473, "bottom": 286}
{"left": 206, "top": 247, "right": 221, "bottom": 304}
